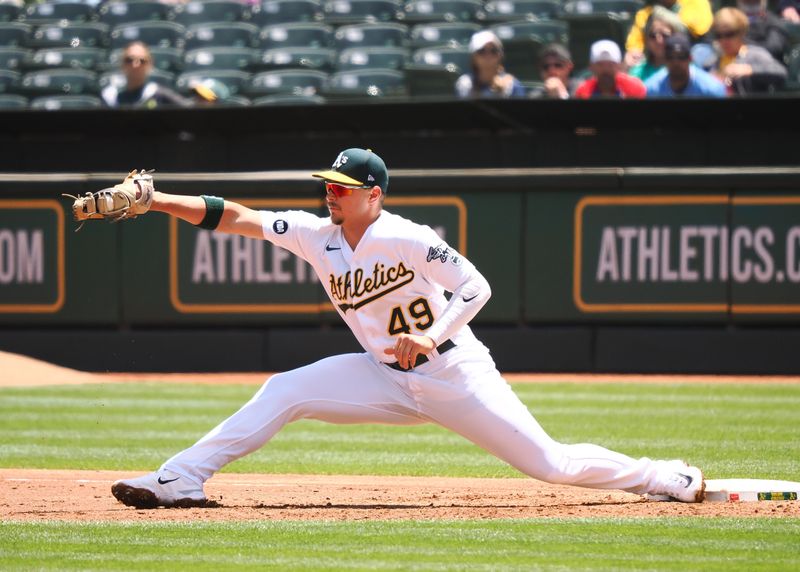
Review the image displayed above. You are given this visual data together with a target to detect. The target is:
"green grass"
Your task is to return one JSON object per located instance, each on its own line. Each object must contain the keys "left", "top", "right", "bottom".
{"left": 1, "top": 381, "right": 799, "bottom": 571}
{"left": 0, "top": 382, "right": 798, "bottom": 479}
{"left": 1, "top": 518, "right": 799, "bottom": 571}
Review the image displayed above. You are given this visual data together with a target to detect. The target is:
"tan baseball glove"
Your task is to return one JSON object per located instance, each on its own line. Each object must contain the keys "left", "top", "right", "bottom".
{"left": 63, "top": 170, "right": 155, "bottom": 230}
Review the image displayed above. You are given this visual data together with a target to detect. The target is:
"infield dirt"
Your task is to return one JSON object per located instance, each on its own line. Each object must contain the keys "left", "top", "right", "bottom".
{"left": 2, "top": 351, "right": 799, "bottom": 522}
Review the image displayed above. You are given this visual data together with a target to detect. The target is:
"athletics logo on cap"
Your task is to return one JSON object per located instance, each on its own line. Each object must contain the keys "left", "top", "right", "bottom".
{"left": 312, "top": 147, "right": 390, "bottom": 194}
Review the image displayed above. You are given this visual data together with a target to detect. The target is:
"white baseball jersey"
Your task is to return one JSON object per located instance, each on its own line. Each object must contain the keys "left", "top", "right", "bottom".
{"left": 160, "top": 206, "right": 687, "bottom": 503}
{"left": 260, "top": 209, "right": 490, "bottom": 361}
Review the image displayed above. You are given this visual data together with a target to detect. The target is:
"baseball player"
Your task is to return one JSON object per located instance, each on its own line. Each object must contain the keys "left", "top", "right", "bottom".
{"left": 68, "top": 149, "right": 705, "bottom": 508}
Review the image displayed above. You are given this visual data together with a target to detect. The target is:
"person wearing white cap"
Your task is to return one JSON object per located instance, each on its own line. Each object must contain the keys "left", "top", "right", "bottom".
{"left": 575, "top": 39, "right": 647, "bottom": 98}
{"left": 455, "top": 31, "right": 525, "bottom": 98}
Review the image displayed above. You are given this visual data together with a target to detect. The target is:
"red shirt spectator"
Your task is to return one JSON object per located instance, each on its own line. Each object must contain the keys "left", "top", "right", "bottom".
{"left": 574, "top": 40, "right": 647, "bottom": 99}
{"left": 575, "top": 73, "right": 647, "bottom": 98}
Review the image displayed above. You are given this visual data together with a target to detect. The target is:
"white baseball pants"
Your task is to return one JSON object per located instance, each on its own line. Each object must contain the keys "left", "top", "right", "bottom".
{"left": 163, "top": 344, "right": 663, "bottom": 495}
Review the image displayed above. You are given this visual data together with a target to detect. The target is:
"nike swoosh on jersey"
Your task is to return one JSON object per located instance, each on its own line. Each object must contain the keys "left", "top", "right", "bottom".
{"left": 462, "top": 294, "right": 479, "bottom": 302}
{"left": 325, "top": 245, "right": 341, "bottom": 251}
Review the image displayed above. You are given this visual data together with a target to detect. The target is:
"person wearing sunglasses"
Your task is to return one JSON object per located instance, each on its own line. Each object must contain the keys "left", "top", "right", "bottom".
{"left": 110, "top": 147, "right": 706, "bottom": 510}
{"left": 101, "top": 42, "right": 187, "bottom": 108}
{"left": 629, "top": 7, "right": 688, "bottom": 82}
{"left": 529, "top": 43, "right": 576, "bottom": 99}
{"left": 644, "top": 34, "right": 726, "bottom": 96}
{"left": 624, "top": 0, "right": 714, "bottom": 70}
{"left": 455, "top": 31, "right": 525, "bottom": 98}
{"left": 707, "top": 8, "right": 787, "bottom": 94}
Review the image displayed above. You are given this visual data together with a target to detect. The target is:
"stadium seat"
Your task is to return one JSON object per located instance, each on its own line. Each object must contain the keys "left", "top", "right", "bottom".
{"left": 184, "top": 47, "right": 257, "bottom": 71}
{"left": 98, "top": 1, "right": 172, "bottom": 27}
{"left": 251, "top": 93, "right": 326, "bottom": 105}
{"left": 0, "top": 46, "right": 29, "bottom": 70}
{"left": 337, "top": 46, "right": 408, "bottom": 70}
{"left": 250, "top": 0, "right": 323, "bottom": 26}
{"left": 501, "top": 38, "right": 544, "bottom": 81}
{"left": 27, "top": 47, "right": 106, "bottom": 70}
{"left": 411, "top": 45, "right": 470, "bottom": 71}
{"left": 0, "top": 68, "right": 19, "bottom": 93}
{"left": 222, "top": 94, "right": 251, "bottom": 105}
{"left": 408, "top": 22, "right": 479, "bottom": 48}
{"left": 0, "top": 3, "right": 21, "bottom": 23}
{"left": 30, "top": 94, "right": 104, "bottom": 109}
{"left": 482, "top": 0, "right": 561, "bottom": 23}
{"left": 405, "top": 63, "right": 459, "bottom": 96}
{"left": 98, "top": 68, "right": 175, "bottom": 90}
{"left": 259, "top": 23, "right": 333, "bottom": 49}
{"left": 173, "top": 0, "right": 248, "bottom": 26}
{"left": 563, "top": 0, "right": 642, "bottom": 17}
{"left": 323, "top": 68, "right": 406, "bottom": 98}
{"left": 407, "top": 46, "right": 468, "bottom": 96}
{"left": 106, "top": 46, "right": 183, "bottom": 73}
{"left": 21, "top": 2, "right": 94, "bottom": 25}
{"left": 260, "top": 47, "right": 336, "bottom": 70}
{"left": 783, "top": 45, "right": 800, "bottom": 91}
{"left": 0, "top": 93, "right": 26, "bottom": 108}
{"left": 175, "top": 69, "right": 251, "bottom": 96}
{"left": 0, "top": 22, "right": 30, "bottom": 48}
{"left": 20, "top": 68, "right": 98, "bottom": 96}
{"left": 29, "top": 23, "right": 109, "bottom": 49}
{"left": 185, "top": 22, "right": 259, "bottom": 49}
{"left": 491, "top": 20, "right": 569, "bottom": 45}
{"left": 247, "top": 69, "right": 328, "bottom": 96}
{"left": 110, "top": 21, "right": 186, "bottom": 50}
{"left": 334, "top": 23, "right": 408, "bottom": 49}
{"left": 561, "top": 12, "right": 629, "bottom": 69}
{"left": 785, "top": 22, "right": 800, "bottom": 46}
{"left": 402, "top": 0, "right": 484, "bottom": 24}
{"left": 322, "top": 0, "right": 401, "bottom": 24}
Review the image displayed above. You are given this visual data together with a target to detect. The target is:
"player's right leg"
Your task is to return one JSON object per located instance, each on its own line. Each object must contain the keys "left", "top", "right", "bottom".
{"left": 112, "top": 353, "right": 422, "bottom": 508}
{"left": 410, "top": 347, "right": 704, "bottom": 503}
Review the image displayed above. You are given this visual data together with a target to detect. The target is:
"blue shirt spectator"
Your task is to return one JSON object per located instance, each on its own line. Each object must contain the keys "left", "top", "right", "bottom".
{"left": 645, "top": 34, "right": 727, "bottom": 97}
{"left": 645, "top": 65, "right": 727, "bottom": 96}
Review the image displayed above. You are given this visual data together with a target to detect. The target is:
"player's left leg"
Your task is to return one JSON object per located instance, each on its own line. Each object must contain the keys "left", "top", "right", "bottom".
{"left": 408, "top": 345, "right": 703, "bottom": 502}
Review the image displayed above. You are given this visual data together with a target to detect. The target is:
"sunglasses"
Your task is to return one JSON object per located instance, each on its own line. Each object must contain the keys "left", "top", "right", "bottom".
{"left": 716, "top": 30, "right": 740, "bottom": 39}
{"left": 647, "top": 31, "right": 671, "bottom": 40}
{"left": 123, "top": 56, "right": 150, "bottom": 65}
{"left": 325, "top": 181, "right": 372, "bottom": 197}
{"left": 476, "top": 46, "right": 501, "bottom": 56}
{"left": 540, "top": 61, "right": 565, "bottom": 71}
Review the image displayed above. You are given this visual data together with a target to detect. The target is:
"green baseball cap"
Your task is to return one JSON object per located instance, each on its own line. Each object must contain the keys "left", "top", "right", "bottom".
{"left": 312, "top": 148, "right": 389, "bottom": 194}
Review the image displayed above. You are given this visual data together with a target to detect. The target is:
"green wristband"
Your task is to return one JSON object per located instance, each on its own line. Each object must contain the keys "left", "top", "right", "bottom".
{"left": 197, "top": 195, "right": 224, "bottom": 230}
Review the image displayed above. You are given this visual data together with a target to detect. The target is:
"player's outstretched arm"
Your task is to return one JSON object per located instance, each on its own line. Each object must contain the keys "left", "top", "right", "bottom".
{"left": 64, "top": 171, "right": 264, "bottom": 240}
{"left": 151, "top": 191, "right": 264, "bottom": 240}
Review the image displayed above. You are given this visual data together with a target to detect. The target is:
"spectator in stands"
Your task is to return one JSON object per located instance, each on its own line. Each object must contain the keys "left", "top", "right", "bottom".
{"left": 190, "top": 78, "right": 231, "bottom": 106}
{"left": 629, "top": 6, "right": 688, "bottom": 82}
{"left": 644, "top": 34, "right": 727, "bottom": 96}
{"left": 708, "top": 8, "right": 787, "bottom": 93}
{"left": 624, "top": 0, "right": 714, "bottom": 69}
{"left": 736, "top": 0, "right": 788, "bottom": 61}
{"left": 778, "top": 0, "right": 800, "bottom": 23}
{"left": 530, "top": 43, "right": 577, "bottom": 99}
{"left": 101, "top": 42, "right": 187, "bottom": 108}
{"left": 575, "top": 40, "right": 647, "bottom": 98}
{"left": 455, "top": 31, "right": 525, "bottom": 98}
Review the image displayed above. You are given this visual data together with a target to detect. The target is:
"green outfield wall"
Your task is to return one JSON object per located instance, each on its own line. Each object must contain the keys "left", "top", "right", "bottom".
{"left": 1, "top": 167, "right": 799, "bottom": 373}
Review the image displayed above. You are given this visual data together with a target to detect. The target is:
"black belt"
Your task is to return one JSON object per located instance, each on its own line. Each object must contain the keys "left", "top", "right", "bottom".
{"left": 385, "top": 339, "right": 456, "bottom": 371}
